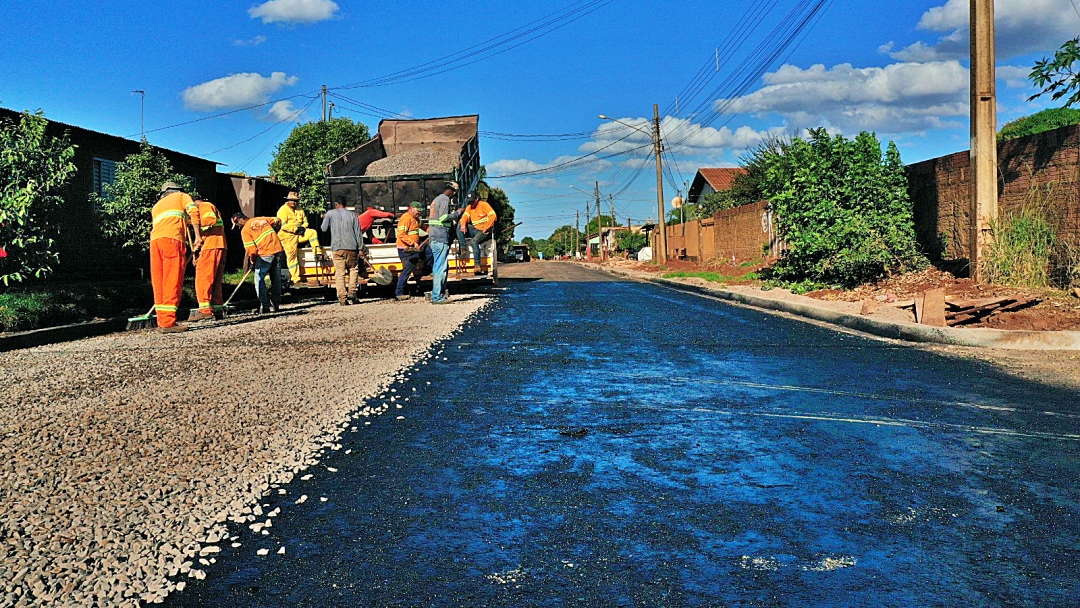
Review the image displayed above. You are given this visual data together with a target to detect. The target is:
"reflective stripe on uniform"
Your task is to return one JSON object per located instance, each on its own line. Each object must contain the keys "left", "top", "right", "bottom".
{"left": 155, "top": 304, "right": 178, "bottom": 312}
{"left": 254, "top": 228, "right": 276, "bottom": 246}
{"left": 153, "top": 210, "right": 187, "bottom": 224}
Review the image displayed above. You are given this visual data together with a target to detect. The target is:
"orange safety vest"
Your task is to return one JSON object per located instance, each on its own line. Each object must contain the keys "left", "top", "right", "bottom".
{"left": 396, "top": 214, "right": 420, "bottom": 248}
{"left": 151, "top": 192, "right": 197, "bottom": 243}
{"left": 196, "top": 201, "right": 226, "bottom": 250}
{"left": 242, "top": 217, "right": 284, "bottom": 256}
{"left": 461, "top": 201, "right": 497, "bottom": 232}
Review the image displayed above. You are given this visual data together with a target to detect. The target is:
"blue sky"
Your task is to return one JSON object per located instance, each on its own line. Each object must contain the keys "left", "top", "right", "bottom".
{"left": 0, "top": 0, "right": 1071, "bottom": 238}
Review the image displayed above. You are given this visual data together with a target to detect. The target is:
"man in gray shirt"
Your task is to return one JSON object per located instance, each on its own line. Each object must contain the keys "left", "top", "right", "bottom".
{"left": 427, "top": 181, "right": 463, "bottom": 304}
{"left": 320, "top": 200, "right": 368, "bottom": 305}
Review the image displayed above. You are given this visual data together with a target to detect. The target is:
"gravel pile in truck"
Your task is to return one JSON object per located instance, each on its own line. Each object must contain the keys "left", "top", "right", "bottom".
{"left": 363, "top": 148, "right": 460, "bottom": 177}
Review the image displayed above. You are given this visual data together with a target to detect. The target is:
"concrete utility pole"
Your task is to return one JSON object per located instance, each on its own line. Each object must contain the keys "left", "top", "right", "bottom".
{"left": 969, "top": 0, "right": 998, "bottom": 281}
{"left": 585, "top": 202, "right": 591, "bottom": 260}
{"left": 321, "top": 85, "right": 328, "bottom": 122}
{"left": 653, "top": 104, "right": 668, "bottom": 264}
{"left": 609, "top": 194, "right": 616, "bottom": 255}
{"left": 575, "top": 210, "right": 580, "bottom": 258}
{"left": 595, "top": 181, "right": 605, "bottom": 261}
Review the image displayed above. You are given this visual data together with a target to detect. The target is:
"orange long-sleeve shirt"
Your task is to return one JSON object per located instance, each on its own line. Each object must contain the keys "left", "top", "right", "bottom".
{"left": 196, "top": 201, "right": 226, "bottom": 250}
{"left": 396, "top": 214, "right": 420, "bottom": 248}
{"left": 241, "top": 217, "right": 283, "bottom": 256}
{"left": 150, "top": 192, "right": 198, "bottom": 243}
{"left": 460, "top": 201, "right": 497, "bottom": 233}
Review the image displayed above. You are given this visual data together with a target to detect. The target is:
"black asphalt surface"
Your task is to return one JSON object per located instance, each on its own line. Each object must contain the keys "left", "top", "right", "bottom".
{"left": 169, "top": 262, "right": 1080, "bottom": 607}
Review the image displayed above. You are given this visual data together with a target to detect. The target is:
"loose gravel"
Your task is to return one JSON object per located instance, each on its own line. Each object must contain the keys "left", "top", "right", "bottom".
{"left": 363, "top": 148, "right": 460, "bottom": 177}
{"left": 0, "top": 295, "right": 491, "bottom": 606}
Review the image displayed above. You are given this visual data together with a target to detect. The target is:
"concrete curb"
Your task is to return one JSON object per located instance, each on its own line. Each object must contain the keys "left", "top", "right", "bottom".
{"left": 603, "top": 266, "right": 1080, "bottom": 351}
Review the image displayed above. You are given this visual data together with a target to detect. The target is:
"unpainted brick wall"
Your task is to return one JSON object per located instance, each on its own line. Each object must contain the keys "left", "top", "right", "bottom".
{"left": 665, "top": 201, "right": 773, "bottom": 262}
{"left": 906, "top": 123, "right": 1080, "bottom": 262}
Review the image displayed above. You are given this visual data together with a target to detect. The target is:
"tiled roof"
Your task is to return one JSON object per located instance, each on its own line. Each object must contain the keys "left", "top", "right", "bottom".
{"left": 697, "top": 167, "right": 745, "bottom": 191}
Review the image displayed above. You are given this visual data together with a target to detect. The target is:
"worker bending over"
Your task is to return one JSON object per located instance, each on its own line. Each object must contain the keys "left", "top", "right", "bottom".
{"left": 427, "top": 181, "right": 463, "bottom": 304}
{"left": 459, "top": 192, "right": 497, "bottom": 274}
{"left": 234, "top": 213, "right": 285, "bottom": 314}
{"left": 150, "top": 182, "right": 201, "bottom": 333}
{"left": 321, "top": 200, "right": 368, "bottom": 306}
{"left": 188, "top": 197, "right": 227, "bottom": 322}
{"left": 395, "top": 201, "right": 430, "bottom": 301}
{"left": 276, "top": 191, "right": 322, "bottom": 285}
{"left": 359, "top": 205, "right": 396, "bottom": 244}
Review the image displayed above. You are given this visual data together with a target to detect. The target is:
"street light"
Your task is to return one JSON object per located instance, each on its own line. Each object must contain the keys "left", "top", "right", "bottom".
{"left": 598, "top": 107, "right": 667, "bottom": 263}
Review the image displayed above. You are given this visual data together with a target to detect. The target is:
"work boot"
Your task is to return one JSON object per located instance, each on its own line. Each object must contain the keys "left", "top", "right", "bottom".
{"left": 257, "top": 306, "right": 267, "bottom": 315}
{"left": 160, "top": 325, "right": 187, "bottom": 334}
{"left": 271, "top": 303, "right": 281, "bottom": 313}
{"left": 339, "top": 300, "right": 348, "bottom": 307}
{"left": 187, "top": 311, "right": 213, "bottom": 322}
{"left": 396, "top": 294, "right": 411, "bottom": 301}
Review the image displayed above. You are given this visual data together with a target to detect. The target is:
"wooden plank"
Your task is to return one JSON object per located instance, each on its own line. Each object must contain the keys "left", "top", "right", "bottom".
{"left": 918, "top": 288, "right": 947, "bottom": 327}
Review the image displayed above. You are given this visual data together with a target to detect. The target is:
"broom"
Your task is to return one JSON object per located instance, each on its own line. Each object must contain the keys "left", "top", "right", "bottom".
{"left": 222, "top": 268, "right": 253, "bottom": 317}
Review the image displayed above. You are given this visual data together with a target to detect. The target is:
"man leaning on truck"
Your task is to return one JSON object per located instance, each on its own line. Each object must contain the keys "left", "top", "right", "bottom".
{"left": 321, "top": 200, "right": 368, "bottom": 306}
{"left": 427, "top": 181, "right": 463, "bottom": 304}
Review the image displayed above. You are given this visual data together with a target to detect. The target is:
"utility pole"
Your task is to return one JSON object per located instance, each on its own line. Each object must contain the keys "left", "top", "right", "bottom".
{"left": 131, "top": 90, "right": 145, "bottom": 138}
{"left": 575, "top": 210, "right": 580, "bottom": 259}
{"left": 328, "top": 101, "right": 335, "bottom": 120}
{"left": 969, "top": 0, "right": 997, "bottom": 282}
{"left": 321, "top": 85, "right": 328, "bottom": 122}
{"left": 585, "top": 202, "right": 591, "bottom": 261}
{"left": 609, "top": 194, "right": 616, "bottom": 255}
{"left": 653, "top": 104, "right": 668, "bottom": 264}
{"left": 595, "top": 181, "right": 605, "bottom": 261}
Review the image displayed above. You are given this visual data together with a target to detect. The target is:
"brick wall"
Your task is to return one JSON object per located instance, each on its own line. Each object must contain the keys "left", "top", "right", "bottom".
{"left": 907, "top": 123, "right": 1080, "bottom": 262}
{"left": 664, "top": 201, "right": 776, "bottom": 262}
{"left": 0, "top": 108, "right": 219, "bottom": 278}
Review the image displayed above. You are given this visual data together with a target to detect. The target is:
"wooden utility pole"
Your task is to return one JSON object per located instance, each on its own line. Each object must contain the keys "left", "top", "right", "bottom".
{"left": 595, "top": 181, "right": 605, "bottom": 261}
{"left": 969, "top": 0, "right": 997, "bottom": 281}
{"left": 653, "top": 104, "right": 668, "bottom": 264}
{"left": 321, "top": 85, "right": 328, "bottom": 122}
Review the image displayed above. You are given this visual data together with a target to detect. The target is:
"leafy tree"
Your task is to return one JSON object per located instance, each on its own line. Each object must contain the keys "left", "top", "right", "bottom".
{"left": 1029, "top": 38, "right": 1080, "bottom": 107}
{"left": 697, "top": 137, "right": 787, "bottom": 217}
{"left": 615, "top": 230, "right": 647, "bottom": 253}
{"left": 762, "top": 128, "right": 925, "bottom": 289}
{"left": 480, "top": 185, "right": 516, "bottom": 248}
{"left": 0, "top": 111, "right": 77, "bottom": 285}
{"left": 268, "top": 118, "right": 370, "bottom": 213}
{"left": 94, "top": 140, "right": 196, "bottom": 258}
{"left": 999, "top": 107, "right": 1080, "bottom": 141}
{"left": 542, "top": 225, "right": 581, "bottom": 258}
{"left": 586, "top": 214, "right": 617, "bottom": 235}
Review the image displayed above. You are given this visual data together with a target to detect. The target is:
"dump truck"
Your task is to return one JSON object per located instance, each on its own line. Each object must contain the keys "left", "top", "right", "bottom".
{"left": 297, "top": 115, "right": 496, "bottom": 289}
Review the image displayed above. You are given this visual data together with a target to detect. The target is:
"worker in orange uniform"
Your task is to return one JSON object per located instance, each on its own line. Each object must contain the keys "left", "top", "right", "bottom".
{"left": 276, "top": 191, "right": 322, "bottom": 285}
{"left": 233, "top": 213, "right": 285, "bottom": 314}
{"left": 459, "top": 192, "right": 497, "bottom": 274}
{"left": 395, "top": 201, "right": 430, "bottom": 300}
{"left": 187, "top": 197, "right": 227, "bottom": 322}
{"left": 150, "top": 182, "right": 201, "bottom": 333}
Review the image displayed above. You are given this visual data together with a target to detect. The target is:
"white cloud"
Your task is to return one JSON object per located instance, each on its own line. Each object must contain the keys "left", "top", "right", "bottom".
{"left": 582, "top": 117, "right": 776, "bottom": 155}
{"left": 719, "top": 61, "right": 970, "bottom": 134}
{"left": 264, "top": 100, "right": 304, "bottom": 122}
{"left": 488, "top": 159, "right": 546, "bottom": 175}
{"left": 996, "top": 65, "right": 1032, "bottom": 88}
{"left": 248, "top": 0, "right": 339, "bottom": 24}
{"left": 233, "top": 35, "right": 268, "bottom": 46}
{"left": 891, "top": 0, "right": 1080, "bottom": 61}
{"left": 182, "top": 72, "right": 299, "bottom": 110}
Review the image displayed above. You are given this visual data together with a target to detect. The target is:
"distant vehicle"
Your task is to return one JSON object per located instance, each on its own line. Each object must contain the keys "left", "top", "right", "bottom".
{"left": 511, "top": 245, "right": 531, "bottom": 263}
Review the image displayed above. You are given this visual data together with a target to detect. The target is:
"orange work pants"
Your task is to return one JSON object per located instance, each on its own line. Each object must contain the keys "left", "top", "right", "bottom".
{"left": 195, "top": 248, "right": 226, "bottom": 314}
{"left": 150, "top": 238, "right": 187, "bottom": 328}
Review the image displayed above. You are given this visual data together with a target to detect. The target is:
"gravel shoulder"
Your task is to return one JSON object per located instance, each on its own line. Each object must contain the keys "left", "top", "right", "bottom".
{"left": 0, "top": 295, "right": 492, "bottom": 606}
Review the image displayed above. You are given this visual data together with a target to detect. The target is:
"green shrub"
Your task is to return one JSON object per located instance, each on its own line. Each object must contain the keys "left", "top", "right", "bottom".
{"left": 999, "top": 107, "right": 1080, "bottom": 142}
{"left": 761, "top": 128, "right": 926, "bottom": 288}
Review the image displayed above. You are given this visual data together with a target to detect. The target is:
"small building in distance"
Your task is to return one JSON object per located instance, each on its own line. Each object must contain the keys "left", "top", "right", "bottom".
{"left": 0, "top": 107, "right": 220, "bottom": 277}
{"left": 686, "top": 168, "right": 746, "bottom": 205}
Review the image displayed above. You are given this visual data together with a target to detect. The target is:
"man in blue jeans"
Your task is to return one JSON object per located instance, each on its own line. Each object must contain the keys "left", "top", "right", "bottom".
{"left": 426, "top": 181, "right": 463, "bottom": 304}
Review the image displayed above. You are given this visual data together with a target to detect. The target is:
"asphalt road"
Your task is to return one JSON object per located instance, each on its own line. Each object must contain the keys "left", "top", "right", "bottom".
{"left": 169, "top": 262, "right": 1080, "bottom": 607}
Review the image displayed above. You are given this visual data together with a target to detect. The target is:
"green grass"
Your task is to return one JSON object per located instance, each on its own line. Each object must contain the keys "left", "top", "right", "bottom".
{"left": 0, "top": 281, "right": 153, "bottom": 332}
{"left": 982, "top": 206, "right": 1058, "bottom": 289}
{"left": 662, "top": 270, "right": 759, "bottom": 283}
